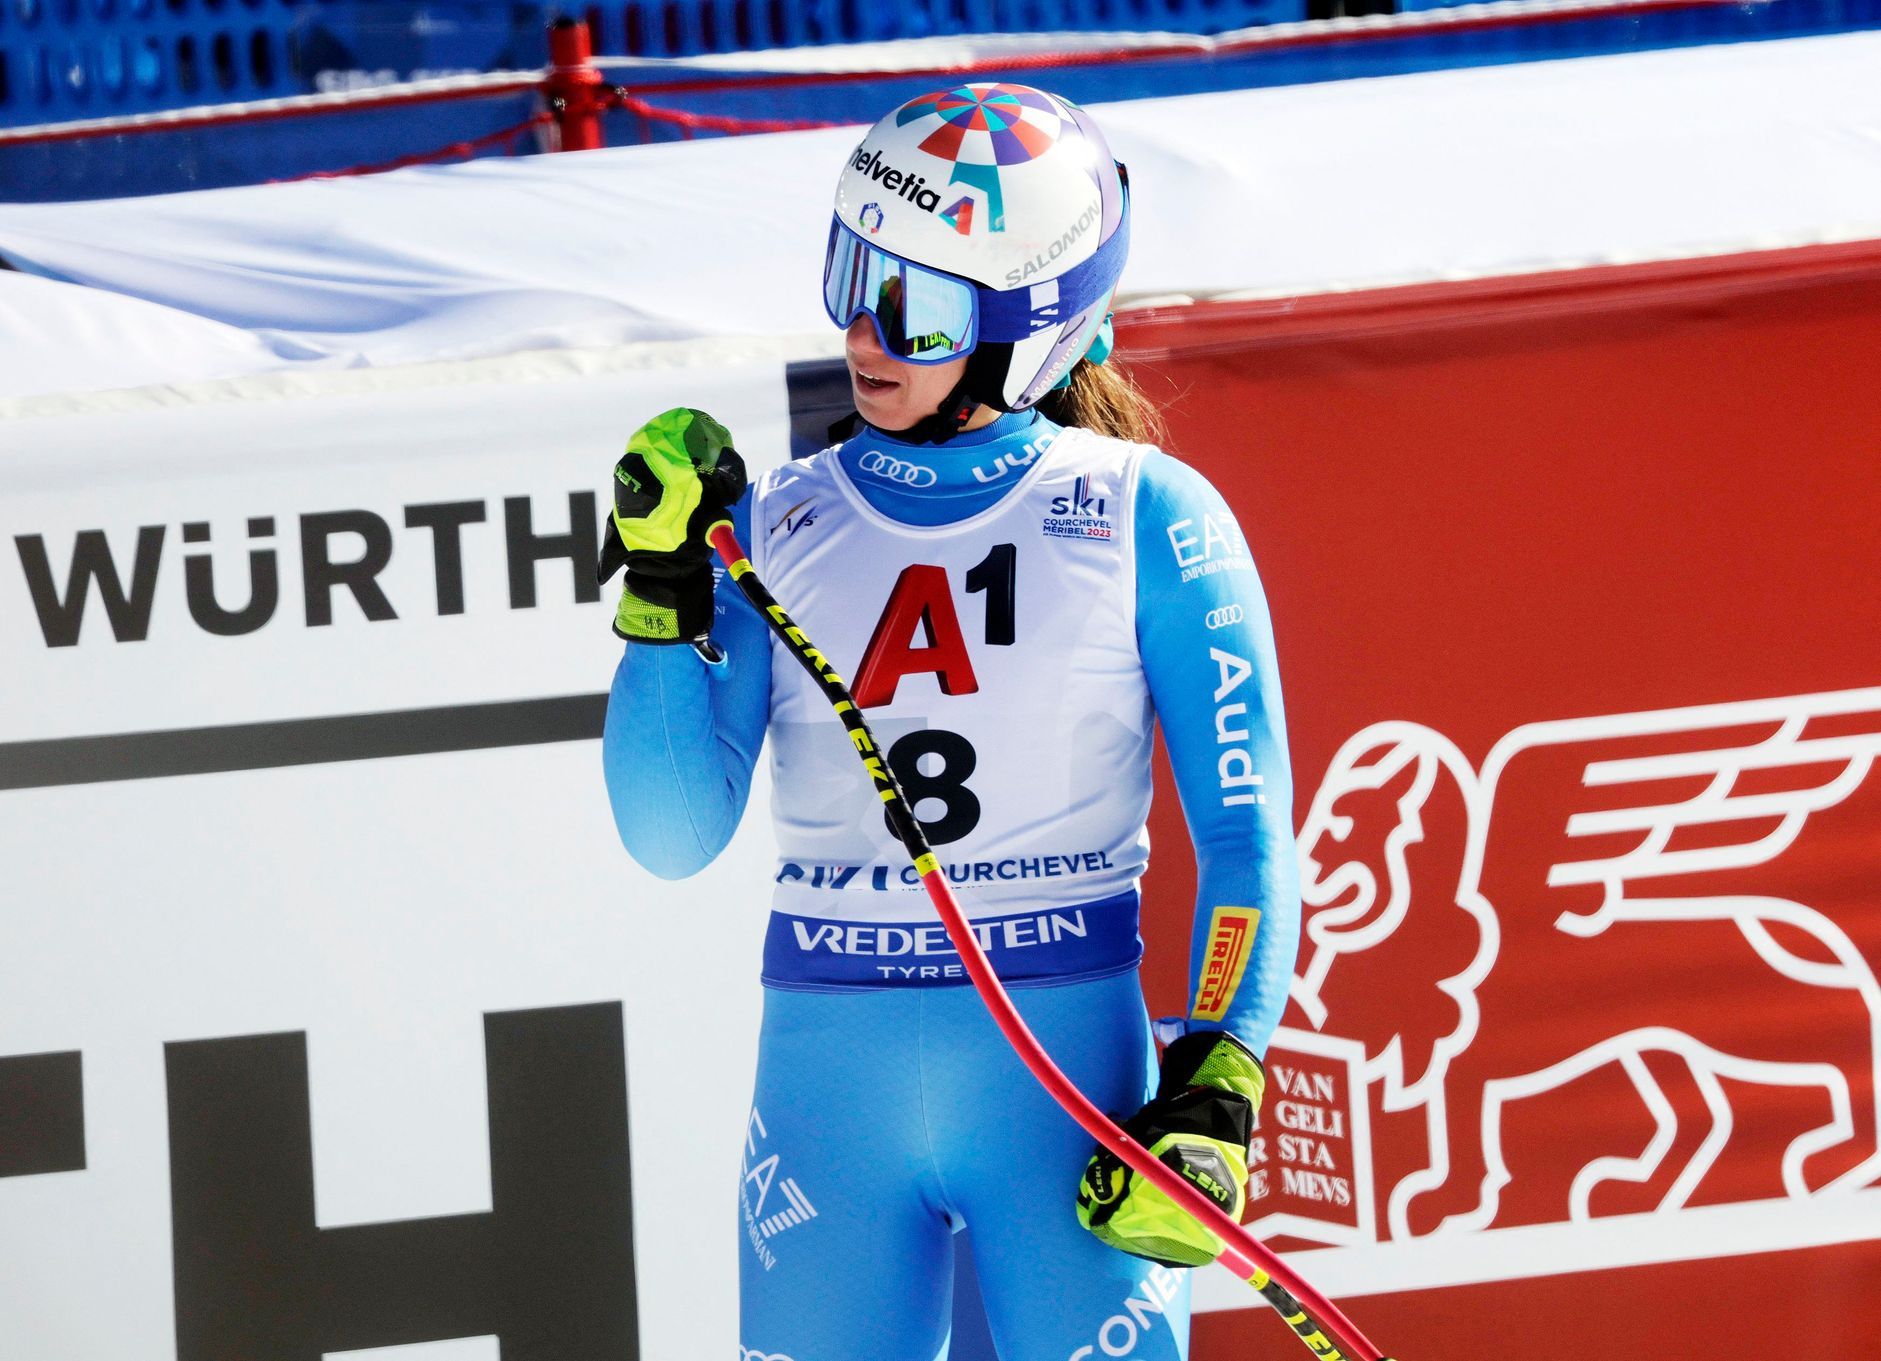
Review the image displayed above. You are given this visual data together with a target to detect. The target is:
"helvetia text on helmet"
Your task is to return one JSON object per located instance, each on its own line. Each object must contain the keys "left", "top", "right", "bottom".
{"left": 849, "top": 148, "right": 942, "bottom": 213}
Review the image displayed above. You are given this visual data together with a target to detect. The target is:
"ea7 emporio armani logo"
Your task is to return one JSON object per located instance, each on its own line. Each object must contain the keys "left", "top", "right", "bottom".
{"left": 741, "top": 1108, "right": 819, "bottom": 1272}
{"left": 739, "top": 1349, "right": 796, "bottom": 1361}
{"left": 857, "top": 450, "right": 937, "bottom": 488}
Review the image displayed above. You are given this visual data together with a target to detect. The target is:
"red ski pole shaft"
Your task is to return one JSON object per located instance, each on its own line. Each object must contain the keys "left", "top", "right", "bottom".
{"left": 706, "top": 520, "right": 1395, "bottom": 1361}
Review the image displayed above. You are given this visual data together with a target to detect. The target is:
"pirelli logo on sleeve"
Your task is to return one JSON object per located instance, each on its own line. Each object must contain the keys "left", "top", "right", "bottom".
{"left": 1192, "top": 906, "right": 1262, "bottom": 1021}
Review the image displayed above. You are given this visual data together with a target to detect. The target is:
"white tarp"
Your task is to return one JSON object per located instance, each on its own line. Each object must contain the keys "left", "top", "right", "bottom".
{"left": 0, "top": 272, "right": 326, "bottom": 397}
{"left": 3, "top": 30, "right": 1881, "bottom": 403}
{"left": 0, "top": 351, "right": 795, "bottom": 1361}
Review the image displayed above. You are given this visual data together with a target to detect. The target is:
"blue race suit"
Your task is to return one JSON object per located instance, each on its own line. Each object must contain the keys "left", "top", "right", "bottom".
{"left": 603, "top": 407, "right": 1298, "bottom": 1361}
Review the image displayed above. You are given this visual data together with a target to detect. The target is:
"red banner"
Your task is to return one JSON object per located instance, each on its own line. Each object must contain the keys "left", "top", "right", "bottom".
{"left": 1123, "top": 240, "right": 1881, "bottom": 1357}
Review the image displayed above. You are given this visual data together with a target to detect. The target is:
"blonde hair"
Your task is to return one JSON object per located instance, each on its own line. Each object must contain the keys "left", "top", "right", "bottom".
{"left": 1036, "top": 356, "right": 1166, "bottom": 447}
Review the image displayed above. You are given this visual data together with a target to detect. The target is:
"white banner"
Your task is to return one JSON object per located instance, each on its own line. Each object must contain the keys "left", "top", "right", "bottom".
{"left": 0, "top": 352, "right": 794, "bottom": 1361}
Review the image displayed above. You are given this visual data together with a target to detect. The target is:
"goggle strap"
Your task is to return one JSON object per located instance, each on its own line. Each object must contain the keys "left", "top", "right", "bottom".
{"left": 976, "top": 194, "right": 1131, "bottom": 343}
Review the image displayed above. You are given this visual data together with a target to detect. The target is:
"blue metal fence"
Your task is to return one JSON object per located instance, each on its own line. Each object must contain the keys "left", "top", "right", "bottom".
{"left": 3, "top": 0, "right": 317, "bottom": 124}
{"left": 0, "top": 0, "right": 1316, "bottom": 129}
{"left": 595, "top": 0, "right": 1881, "bottom": 143}
{"left": 5, "top": 0, "right": 1881, "bottom": 199}
{"left": 580, "top": 0, "right": 1306, "bottom": 59}
{"left": 0, "top": 0, "right": 550, "bottom": 128}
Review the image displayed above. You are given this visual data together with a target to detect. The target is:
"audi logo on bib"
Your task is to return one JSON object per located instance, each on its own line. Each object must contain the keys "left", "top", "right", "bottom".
{"left": 1205, "top": 604, "right": 1245, "bottom": 630}
{"left": 858, "top": 451, "right": 938, "bottom": 487}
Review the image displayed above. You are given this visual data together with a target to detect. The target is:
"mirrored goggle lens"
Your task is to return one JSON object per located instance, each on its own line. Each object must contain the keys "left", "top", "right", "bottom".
{"left": 823, "top": 225, "right": 977, "bottom": 363}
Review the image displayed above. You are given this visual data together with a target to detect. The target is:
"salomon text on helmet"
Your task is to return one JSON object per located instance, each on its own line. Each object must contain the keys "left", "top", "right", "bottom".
{"left": 824, "top": 83, "right": 1131, "bottom": 437}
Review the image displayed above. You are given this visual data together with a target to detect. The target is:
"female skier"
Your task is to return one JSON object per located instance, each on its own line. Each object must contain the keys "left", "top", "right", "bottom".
{"left": 601, "top": 84, "right": 1298, "bottom": 1361}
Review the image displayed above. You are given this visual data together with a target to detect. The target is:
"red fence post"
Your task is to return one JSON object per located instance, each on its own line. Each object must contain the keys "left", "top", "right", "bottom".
{"left": 545, "top": 18, "right": 606, "bottom": 152}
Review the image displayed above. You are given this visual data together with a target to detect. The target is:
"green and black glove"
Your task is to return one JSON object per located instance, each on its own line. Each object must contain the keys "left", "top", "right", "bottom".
{"left": 597, "top": 407, "right": 747, "bottom": 644}
{"left": 1076, "top": 1029, "right": 1265, "bottom": 1267}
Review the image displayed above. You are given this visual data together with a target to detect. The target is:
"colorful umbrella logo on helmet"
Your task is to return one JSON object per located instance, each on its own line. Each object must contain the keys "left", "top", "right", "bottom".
{"left": 897, "top": 84, "right": 1069, "bottom": 235}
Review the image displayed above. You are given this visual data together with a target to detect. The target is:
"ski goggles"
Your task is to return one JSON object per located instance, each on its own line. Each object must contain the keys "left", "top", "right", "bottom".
{"left": 823, "top": 220, "right": 979, "bottom": 363}
{"left": 821, "top": 176, "right": 1132, "bottom": 366}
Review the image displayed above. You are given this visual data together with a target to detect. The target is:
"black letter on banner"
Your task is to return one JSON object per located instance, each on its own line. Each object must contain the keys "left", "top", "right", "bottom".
{"left": 404, "top": 501, "right": 487, "bottom": 616}
{"left": 504, "top": 493, "right": 601, "bottom": 609}
{"left": 182, "top": 519, "right": 280, "bottom": 637}
{"left": 0, "top": 1050, "right": 86, "bottom": 1177}
{"left": 167, "top": 1003, "right": 638, "bottom": 1360}
{"left": 14, "top": 527, "right": 166, "bottom": 646}
{"left": 300, "top": 510, "right": 398, "bottom": 627}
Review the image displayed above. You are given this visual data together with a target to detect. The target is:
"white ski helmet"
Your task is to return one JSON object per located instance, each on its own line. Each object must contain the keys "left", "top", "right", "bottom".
{"left": 824, "top": 82, "right": 1130, "bottom": 433}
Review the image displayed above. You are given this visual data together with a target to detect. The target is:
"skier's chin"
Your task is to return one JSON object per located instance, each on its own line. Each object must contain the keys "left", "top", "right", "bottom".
{"left": 852, "top": 375, "right": 919, "bottom": 432}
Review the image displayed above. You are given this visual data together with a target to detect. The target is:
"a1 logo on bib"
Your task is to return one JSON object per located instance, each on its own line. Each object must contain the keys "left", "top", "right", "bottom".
{"left": 853, "top": 544, "right": 1017, "bottom": 709}
{"left": 1042, "top": 473, "right": 1113, "bottom": 540}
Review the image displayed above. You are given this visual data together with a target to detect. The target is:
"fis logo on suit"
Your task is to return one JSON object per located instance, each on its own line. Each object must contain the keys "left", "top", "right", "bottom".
{"left": 1043, "top": 474, "right": 1113, "bottom": 539}
{"left": 768, "top": 499, "right": 819, "bottom": 538}
{"left": 857, "top": 451, "right": 938, "bottom": 488}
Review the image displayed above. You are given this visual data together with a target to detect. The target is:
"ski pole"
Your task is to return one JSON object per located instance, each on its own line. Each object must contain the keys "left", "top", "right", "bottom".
{"left": 704, "top": 519, "right": 1396, "bottom": 1361}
